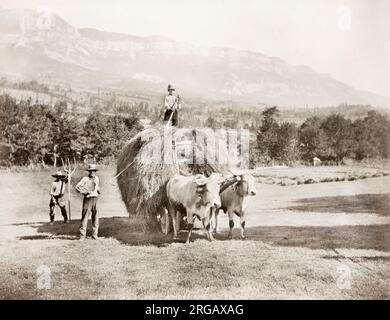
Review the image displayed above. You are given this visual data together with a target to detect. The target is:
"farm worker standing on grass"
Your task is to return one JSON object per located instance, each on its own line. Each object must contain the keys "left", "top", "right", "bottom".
{"left": 75, "top": 164, "right": 101, "bottom": 241}
{"left": 163, "top": 84, "right": 181, "bottom": 127}
{"left": 49, "top": 170, "right": 69, "bottom": 224}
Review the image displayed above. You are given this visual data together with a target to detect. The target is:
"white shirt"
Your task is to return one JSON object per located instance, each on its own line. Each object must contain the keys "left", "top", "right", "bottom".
{"left": 50, "top": 180, "right": 66, "bottom": 197}
{"left": 75, "top": 176, "right": 100, "bottom": 198}
{"left": 164, "top": 94, "right": 181, "bottom": 110}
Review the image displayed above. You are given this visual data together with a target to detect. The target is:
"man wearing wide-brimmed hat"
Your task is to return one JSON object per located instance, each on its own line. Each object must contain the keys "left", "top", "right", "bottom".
{"left": 75, "top": 164, "right": 101, "bottom": 240}
{"left": 163, "top": 84, "right": 181, "bottom": 126}
{"left": 49, "top": 170, "right": 69, "bottom": 224}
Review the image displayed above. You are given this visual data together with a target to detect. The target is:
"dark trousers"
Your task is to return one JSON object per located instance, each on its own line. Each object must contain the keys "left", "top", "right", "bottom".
{"left": 79, "top": 197, "right": 98, "bottom": 238}
{"left": 49, "top": 196, "right": 68, "bottom": 222}
{"left": 164, "top": 109, "right": 178, "bottom": 126}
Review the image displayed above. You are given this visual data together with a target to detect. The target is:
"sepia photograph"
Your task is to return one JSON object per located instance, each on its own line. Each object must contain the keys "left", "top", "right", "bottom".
{"left": 0, "top": 0, "right": 389, "bottom": 302}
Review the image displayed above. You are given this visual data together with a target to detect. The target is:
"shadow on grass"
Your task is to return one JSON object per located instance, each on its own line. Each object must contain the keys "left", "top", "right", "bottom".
{"left": 18, "top": 216, "right": 390, "bottom": 251}
{"left": 285, "top": 193, "right": 390, "bottom": 216}
{"left": 18, "top": 234, "right": 74, "bottom": 240}
{"left": 27, "top": 217, "right": 208, "bottom": 247}
{"left": 224, "top": 224, "right": 389, "bottom": 252}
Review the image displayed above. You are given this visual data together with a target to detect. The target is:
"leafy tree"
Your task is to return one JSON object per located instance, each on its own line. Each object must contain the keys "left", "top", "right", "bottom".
{"left": 320, "top": 114, "right": 353, "bottom": 163}
{"left": 360, "top": 111, "right": 390, "bottom": 158}
{"left": 351, "top": 118, "right": 369, "bottom": 160}
{"left": 298, "top": 117, "right": 329, "bottom": 162}
{"left": 256, "top": 107, "right": 280, "bottom": 163}
{"left": 0, "top": 94, "right": 18, "bottom": 142}
{"left": 4, "top": 102, "right": 54, "bottom": 165}
{"left": 54, "top": 100, "right": 68, "bottom": 114}
{"left": 83, "top": 111, "right": 141, "bottom": 161}
{"left": 48, "top": 105, "right": 86, "bottom": 162}
{"left": 277, "top": 122, "right": 299, "bottom": 164}
{"left": 261, "top": 106, "right": 280, "bottom": 132}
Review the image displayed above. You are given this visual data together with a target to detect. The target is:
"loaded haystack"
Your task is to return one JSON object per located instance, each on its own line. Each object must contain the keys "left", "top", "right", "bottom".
{"left": 116, "top": 126, "right": 240, "bottom": 227}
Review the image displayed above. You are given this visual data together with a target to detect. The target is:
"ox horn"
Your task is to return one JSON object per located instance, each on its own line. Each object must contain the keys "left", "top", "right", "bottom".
{"left": 194, "top": 177, "right": 210, "bottom": 186}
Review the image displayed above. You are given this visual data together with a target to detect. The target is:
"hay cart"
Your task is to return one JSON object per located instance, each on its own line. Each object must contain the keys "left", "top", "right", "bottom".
{"left": 116, "top": 127, "right": 237, "bottom": 235}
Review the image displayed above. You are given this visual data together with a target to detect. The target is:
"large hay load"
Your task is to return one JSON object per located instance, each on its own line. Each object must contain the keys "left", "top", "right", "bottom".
{"left": 116, "top": 126, "right": 241, "bottom": 223}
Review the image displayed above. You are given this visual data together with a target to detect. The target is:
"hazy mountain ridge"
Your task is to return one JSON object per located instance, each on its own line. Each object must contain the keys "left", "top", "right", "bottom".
{"left": 0, "top": 8, "right": 389, "bottom": 107}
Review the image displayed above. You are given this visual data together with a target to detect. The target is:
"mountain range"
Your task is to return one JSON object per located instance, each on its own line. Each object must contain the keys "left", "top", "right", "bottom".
{"left": 0, "top": 8, "right": 389, "bottom": 107}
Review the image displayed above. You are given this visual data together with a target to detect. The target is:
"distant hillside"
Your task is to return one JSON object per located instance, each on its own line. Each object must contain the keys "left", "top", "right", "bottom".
{"left": 0, "top": 8, "right": 389, "bottom": 108}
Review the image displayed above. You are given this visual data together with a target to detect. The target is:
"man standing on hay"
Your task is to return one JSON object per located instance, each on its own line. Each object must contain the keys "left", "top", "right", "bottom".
{"left": 75, "top": 164, "right": 101, "bottom": 241}
{"left": 49, "top": 170, "right": 69, "bottom": 224}
{"left": 163, "top": 84, "right": 181, "bottom": 126}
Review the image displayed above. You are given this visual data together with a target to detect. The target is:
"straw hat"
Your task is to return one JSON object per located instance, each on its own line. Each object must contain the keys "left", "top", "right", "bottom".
{"left": 86, "top": 164, "right": 98, "bottom": 171}
{"left": 52, "top": 170, "right": 66, "bottom": 178}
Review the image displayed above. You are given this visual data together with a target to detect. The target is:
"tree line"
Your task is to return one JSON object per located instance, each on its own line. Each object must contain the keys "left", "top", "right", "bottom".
{"left": 1, "top": 94, "right": 389, "bottom": 167}
{"left": 0, "top": 78, "right": 50, "bottom": 94}
{"left": 0, "top": 95, "right": 141, "bottom": 166}
{"left": 253, "top": 106, "right": 390, "bottom": 166}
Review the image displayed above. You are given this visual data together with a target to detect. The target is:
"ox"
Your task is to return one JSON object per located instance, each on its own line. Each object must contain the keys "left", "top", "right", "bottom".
{"left": 212, "top": 172, "right": 257, "bottom": 239}
{"left": 166, "top": 173, "right": 222, "bottom": 243}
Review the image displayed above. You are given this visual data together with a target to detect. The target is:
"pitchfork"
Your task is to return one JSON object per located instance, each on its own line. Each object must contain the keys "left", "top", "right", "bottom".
{"left": 61, "top": 157, "right": 77, "bottom": 221}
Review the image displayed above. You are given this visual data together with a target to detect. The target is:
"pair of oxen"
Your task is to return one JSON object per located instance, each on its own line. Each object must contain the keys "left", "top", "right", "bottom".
{"left": 163, "top": 171, "right": 257, "bottom": 243}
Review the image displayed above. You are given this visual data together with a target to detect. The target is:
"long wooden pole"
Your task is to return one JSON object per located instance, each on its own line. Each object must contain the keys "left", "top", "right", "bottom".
{"left": 62, "top": 158, "right": 76, "bottom": 221}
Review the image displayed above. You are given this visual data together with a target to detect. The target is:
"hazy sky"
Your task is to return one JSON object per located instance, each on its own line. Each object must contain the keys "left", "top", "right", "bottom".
{"left": 1, "top": 0, "right": 389, "bottom": 97}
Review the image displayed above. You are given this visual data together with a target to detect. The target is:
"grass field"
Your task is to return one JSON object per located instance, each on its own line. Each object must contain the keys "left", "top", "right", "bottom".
{"left": 0, "top": 165, "right": 389, "bottom": 299}
{"left": 253, "top": 165, "right": 390, "bottom": 186}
